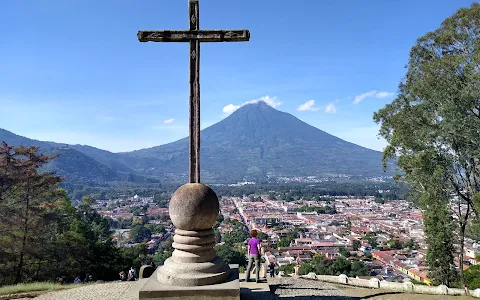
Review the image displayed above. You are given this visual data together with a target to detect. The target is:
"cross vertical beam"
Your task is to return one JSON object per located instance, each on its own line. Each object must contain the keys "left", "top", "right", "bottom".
{"left": 189, "top": 0, "right": 200, "bottom": 183}
{"left": 137, "top": 0, "right": 249, "bottom": 184}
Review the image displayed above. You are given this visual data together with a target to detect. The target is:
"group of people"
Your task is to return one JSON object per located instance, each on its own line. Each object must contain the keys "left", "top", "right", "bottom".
{"left": 73, "top": 274, "right": 93, "bottom": 284}
{"left": 119, "top": 267, "right": 136, "bottom": 281}
{"left": 245, "top": 229, "right": 277, "bottom": 283}
{"left": 58, "top": 274, "right": 93, "bottom": 285}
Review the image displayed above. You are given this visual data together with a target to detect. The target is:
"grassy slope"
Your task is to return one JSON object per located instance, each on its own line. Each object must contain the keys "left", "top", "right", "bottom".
{"left": 0, "top": 282, "right": 81, "bottom": 296}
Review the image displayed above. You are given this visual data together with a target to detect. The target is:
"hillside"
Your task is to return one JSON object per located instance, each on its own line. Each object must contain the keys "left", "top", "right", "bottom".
{"left": 0, "top": 129, "right": 124, "bottom": 183}
{"left": 123, "top": 101, "right": 391, "bottom": 181}
{"left": 0, "top": 102, "right": 394, "bottom": 183}
{"left": 42, "top": 148, "right": 120, "bottom": 183}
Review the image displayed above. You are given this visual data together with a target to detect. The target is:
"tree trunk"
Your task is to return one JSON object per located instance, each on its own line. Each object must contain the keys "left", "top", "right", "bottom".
{"left": 459, "top": 221, "right": 466, "bottom": 287}
{"left": 14, "top": 183, "right": 30, "bottom": 284}
{"left": 458, "top": 201, "right": 470, "bottom": 288}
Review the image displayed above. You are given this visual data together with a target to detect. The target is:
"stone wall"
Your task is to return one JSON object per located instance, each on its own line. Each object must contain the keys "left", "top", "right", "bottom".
{"left": 297, "top": 273, "right": 480, "bottom": 298}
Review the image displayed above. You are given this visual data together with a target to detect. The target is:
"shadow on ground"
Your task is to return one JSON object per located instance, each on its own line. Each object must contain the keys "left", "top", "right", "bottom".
{"left": 241, "top": 283, "right": 410, "bottom": 300}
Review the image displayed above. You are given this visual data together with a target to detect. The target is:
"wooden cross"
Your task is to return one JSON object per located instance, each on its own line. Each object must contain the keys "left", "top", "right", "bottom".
{"left": 138, "top": 0, "right": 250, "bottom": 184}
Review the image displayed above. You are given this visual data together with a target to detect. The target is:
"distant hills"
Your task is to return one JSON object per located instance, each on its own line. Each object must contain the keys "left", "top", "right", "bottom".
{"left": 0, "top": 102, "right": 394, "bottom": 184}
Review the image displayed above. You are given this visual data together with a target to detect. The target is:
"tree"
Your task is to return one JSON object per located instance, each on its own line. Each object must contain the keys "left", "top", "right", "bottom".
{"left": 374, "top": 3, "right": 480, "bottom": 286}
{"left": 214, "top": 229, "right": 222, "bottom": 243}
{"left": 405, "top": 238, "right": 418, "bottom": 250}
{"left": 217, "top": 213, "right": 224, "bottom": 224}
{"left": 0, "top": 143, "right": 63, "bottom": 284}
{"left": 145, "top": 224, "right": 165, "bottom": 235}
{"left": 299, "top": 263, "right": 314, "bottom": 275}
{"left": 363, "top": 232, "right": 378, "bottom": 249}
{"left": 464, "top": 265, "right": 480, "bottom": 290}
{"left": 279, "top": 264, "right": 295, "bottom": 274}
{"left": 351, "top": 261, "right": 370, "bottom": 277}
{"left": 129, "top": 224, "right": 152, "bottom": 243}
{"left": 387, "top": 240, "right": 404, "bottom": 250}
{"left": 0, "top": 143, "right": 147, "bottom": 284}
{"left": 422, "top": 169, "right": 458, "bottom": 286}
{"left": 223, "top": 228, "right": 249, "bottom": 246}
{"left": 312, "top": 254, "right": 326, "bottom": 265}
{"left": 352, "top": 240, "right": 361, "bottom": 251}
{"left": 339, "top": 247, "right": 350, "bottom": 258}
{"left": 215, "top": 245, "right": 247, "bottom": 267}
{"left": 257, "top": 231, "right": 267, "bottom": 241}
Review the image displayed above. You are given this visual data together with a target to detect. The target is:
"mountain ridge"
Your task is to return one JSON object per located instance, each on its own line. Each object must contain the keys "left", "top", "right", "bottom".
{"left": 0, "top": 102, "right": 392, "bottom": 183}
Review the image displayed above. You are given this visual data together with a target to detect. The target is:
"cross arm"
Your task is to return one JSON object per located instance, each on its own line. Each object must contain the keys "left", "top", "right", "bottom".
{"left": 138, "top": 30, "right": 250, "bottom": 42}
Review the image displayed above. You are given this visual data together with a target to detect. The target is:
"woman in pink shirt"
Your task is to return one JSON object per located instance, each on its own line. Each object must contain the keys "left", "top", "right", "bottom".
{"left": 245, "top": 229, "right": 261, "bottom": 283}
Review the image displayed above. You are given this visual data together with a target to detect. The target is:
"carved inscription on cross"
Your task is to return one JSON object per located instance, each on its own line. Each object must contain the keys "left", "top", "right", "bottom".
{"left": 138, "top": 0, "right": 250, "bottom": 183}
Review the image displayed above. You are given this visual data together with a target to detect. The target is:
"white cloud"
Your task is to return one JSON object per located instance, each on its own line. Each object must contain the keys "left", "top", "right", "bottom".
{"left": 222, "top": 95, "right": 282, "bottom": 114}
{"left": 256, "top": 95, "right": 282, "bottom": 108}
{"left": 297, "top": 100, "right": 319, "bottom": 112}
{"left": 297, "top": 100, "right": 336, "bottom": 114}
{"left": 222, "top": 104, "right": 241, "bottom": 114}
{"left": 376, "top": 91, "right": 394, "bottom": 98}
{"left": 324, "top": 103, "right": 336, "bottom": 114}
{"left": 163, "top": 118, "right": 175, "bottom": 124}
{"left": 353, "top": 90, "right": 395, "bottom": 104}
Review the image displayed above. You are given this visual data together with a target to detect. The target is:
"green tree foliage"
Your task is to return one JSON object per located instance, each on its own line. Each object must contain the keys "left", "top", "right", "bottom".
{"left": 386, "top": 240, "right": 404, "bottom": 250}
{"left": 299, "top": 263, "right": 314, "bottom": 275}
{"left": 312, "top": 257, "right": 369, "bottom": 277}
{"left": 464, "top": 265, "right": 480, "bottom": 290}
{"left": 0, "top": 143, "right": 148, "bottom": 285}
{"left": 214, "top": 229, "right": 222, "bottom": 243}
{"left": 217, "top": 213, "right": 225, "bottom": 224}
{"left": 153, "top": 236, "right": 173, "bottom": 266}
{"left": 120, "top": 244, "right": 149, "bottom": 274}
{"left": 278, "top": 264, "right": 295, "bottom": 274}
{"left": 374, "top": 3, "right": 480, "bottom": 286}
{"left": 362, "top": 232, "right": 378, "bottom": 249}
{"left": 422, "top": 169, "right": 457, "bottom": 286}
{"left": 352, "top": 240, "right": 361, "bottom": 251}
{"left": 277, "top": 238, "right": 292, "bottom": 248}
{"left": 223, "top": 227, "right": 249, "bottom": 247}
{"left": 129, "top": 224, "right": 152, "bottom": 243}
{"left": 144, "top": 224, "right": 165, "bottom": 235}
{"left": 214, "top": 245, "right": 247, "bottom": 267}
{"left": 256, "top": 231, "right": 267, "bottom": 241}
{"left": 339, "top": 247, "right": 350, "bottom": 258}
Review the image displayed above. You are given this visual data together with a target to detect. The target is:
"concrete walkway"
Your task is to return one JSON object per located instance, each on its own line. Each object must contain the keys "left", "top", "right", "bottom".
{"left": 12, "top": 276, "right": 476, "bottom": 300}
{"left": 239, "top": 273, "right": 271, "bottom": 299}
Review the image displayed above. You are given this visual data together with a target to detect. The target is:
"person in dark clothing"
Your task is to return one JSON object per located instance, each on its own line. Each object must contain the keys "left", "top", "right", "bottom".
{"left": 268, "top": 261, "right": 276, "bottom": 278}
{"left": 119, "top": 270, "right": 127, "bottom": 281}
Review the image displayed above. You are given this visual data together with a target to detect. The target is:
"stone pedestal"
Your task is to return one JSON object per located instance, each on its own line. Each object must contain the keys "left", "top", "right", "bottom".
{"left": 139, "top": 264, "right": 239, "bottom": 300}
{"left": 157, "top": 228, "right": 230, "bottom": 286}
{"left": 140, "top": 183, "right": 238, "bottom": 299}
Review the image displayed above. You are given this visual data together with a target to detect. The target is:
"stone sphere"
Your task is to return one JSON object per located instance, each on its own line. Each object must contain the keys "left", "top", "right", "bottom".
{"left": 169, "top": 183, "right": 219, "bottom": 230}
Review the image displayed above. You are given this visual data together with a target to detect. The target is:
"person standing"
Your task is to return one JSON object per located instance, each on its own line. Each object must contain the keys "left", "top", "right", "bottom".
{"left": 268, "top": 260, "right": 276, "bottom": 278}
{"left": 245, "top": 229, "right": 261, "bottom": 283}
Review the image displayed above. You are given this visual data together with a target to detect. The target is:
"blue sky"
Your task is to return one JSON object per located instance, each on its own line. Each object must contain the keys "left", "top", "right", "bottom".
{"left": 0, "top": 0, "right": 475, "bottom": 152}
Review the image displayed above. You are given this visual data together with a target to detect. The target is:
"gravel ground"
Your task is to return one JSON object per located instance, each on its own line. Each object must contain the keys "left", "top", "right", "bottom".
{"left": 336, "top": 284, "right": 473, "bottom": 300}
{"left": 13, "top": 277, "right": 476, "bottom": 300}
{"left": 30, "top": 282, "right": 136, "bottom": 300}
{"left": 266, "top": 277, "right": 350, "bottom": 299}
